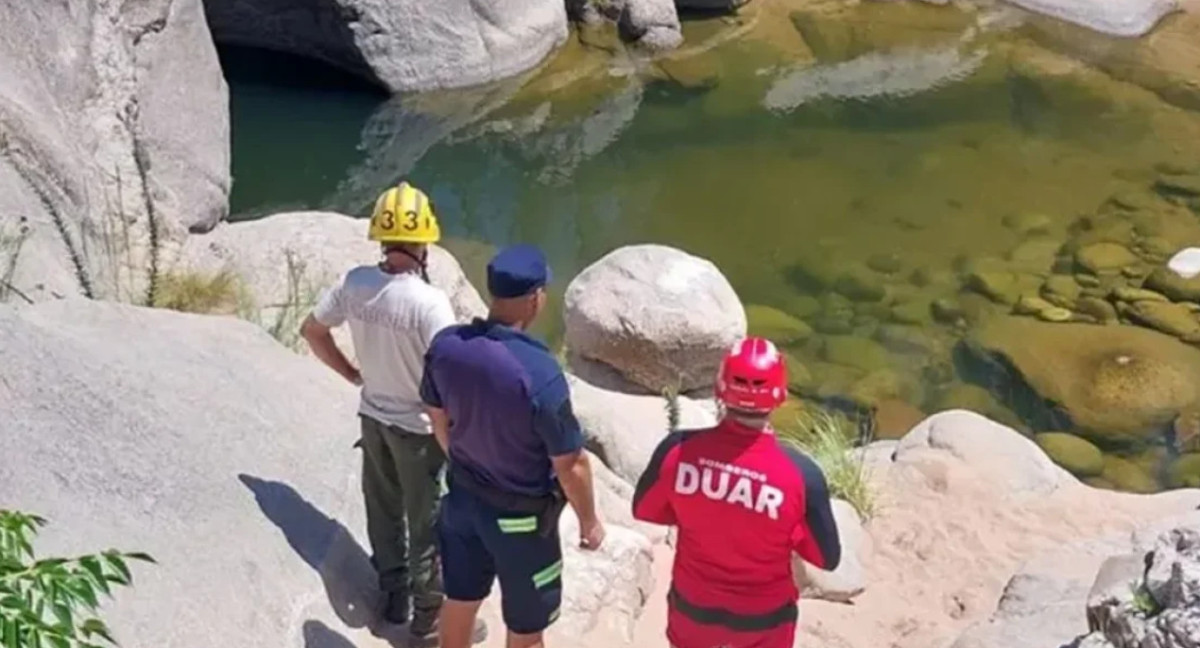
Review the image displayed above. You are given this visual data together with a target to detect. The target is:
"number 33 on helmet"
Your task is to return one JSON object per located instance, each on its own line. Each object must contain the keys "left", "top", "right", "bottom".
{"left": 369, "top": 181, "right": 441, "bottom": 244}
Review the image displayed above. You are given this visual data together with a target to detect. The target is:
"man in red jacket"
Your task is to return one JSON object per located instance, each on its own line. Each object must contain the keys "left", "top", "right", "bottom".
{"left": 632, "top": 336, "right": 842, "bottom": 648}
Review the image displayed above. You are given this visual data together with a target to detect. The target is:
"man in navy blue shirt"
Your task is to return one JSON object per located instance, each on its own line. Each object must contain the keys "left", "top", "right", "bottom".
{"left": 420, "top": 244, "right": 605, "bottom": 648}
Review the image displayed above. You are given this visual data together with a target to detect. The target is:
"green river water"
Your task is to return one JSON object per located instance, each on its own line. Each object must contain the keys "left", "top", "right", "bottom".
{"left": 220, "top": 1, "right": 1200, "bottom": 492}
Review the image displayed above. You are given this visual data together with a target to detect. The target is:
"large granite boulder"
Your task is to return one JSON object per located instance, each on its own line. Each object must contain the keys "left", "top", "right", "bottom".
{"left": 203, "top": 0, "right": 569, "bottom": 92}
{"left": 962, "top": 317, "right": 1200, "bottom": 447}
{"left": 0, "top": 299, "right": 370, "bottom": 647}
{"left": 564, "top": 244, "right": 747, "bottom": 394}
{"left": 0, "top": 0, "right": 229, "bottom": 304}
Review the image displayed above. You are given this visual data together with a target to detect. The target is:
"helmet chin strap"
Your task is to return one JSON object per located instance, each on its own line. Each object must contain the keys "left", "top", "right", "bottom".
{"left": 382, "top": 245, "right": 430, "bottom": 283}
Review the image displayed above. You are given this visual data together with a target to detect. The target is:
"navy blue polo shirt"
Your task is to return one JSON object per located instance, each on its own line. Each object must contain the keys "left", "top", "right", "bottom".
{"left": 420, "top": 318, "right": 584, "bottom": 497}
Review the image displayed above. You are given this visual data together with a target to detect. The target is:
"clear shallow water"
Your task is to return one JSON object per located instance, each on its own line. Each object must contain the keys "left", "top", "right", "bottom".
{"left": 221, "top": 2, "right": 1200, "bottom": 490}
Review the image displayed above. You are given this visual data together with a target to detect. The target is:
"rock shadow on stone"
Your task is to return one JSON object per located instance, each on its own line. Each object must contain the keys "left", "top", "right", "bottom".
{"left": 303, "top": 620, "right": 358, "bottom": 648}
{"left": 239, "top": 475, "right": 379, "bottom": 632}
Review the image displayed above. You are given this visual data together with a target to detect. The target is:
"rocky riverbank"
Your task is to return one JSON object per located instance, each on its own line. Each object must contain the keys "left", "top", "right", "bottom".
{"left": 4, "top": 287, "right": 1199, "bottom": 648}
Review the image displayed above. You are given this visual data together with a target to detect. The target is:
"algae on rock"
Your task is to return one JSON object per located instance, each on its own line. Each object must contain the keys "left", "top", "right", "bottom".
{"left": 1035, "top": 431, "right": 1104, "bottom": 477}
{"left": 964, "top": 317, "right": 1200, "bottom": 447}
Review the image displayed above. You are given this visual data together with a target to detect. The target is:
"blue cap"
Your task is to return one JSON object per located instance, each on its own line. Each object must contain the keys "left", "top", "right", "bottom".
{"left": 487, "top": 244, "right": 552, "bottom": 299}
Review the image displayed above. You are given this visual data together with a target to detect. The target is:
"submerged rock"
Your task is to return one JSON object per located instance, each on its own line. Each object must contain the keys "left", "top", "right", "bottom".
{"left": 932, "top": 298, "right": 967, "bottom": 325}
{"left": 1100, "top": 456, "right": 1161, "bottom": 493}
{"left": 965, "top": 318, "right": 1200, "bottom": 446}
{"left": 1121, "top": 300, "right": 1200, "bottom": 340}
{"left": 822, "top": 336, "right": 892, "bottom": 373}
{"left": 1076, "top": 297, "right": 1120, "bottom": 324}
{"left": 1111, "top": 286, "right": 1168, "bottom": 303}
{"left": 835, "top": 265, "right": 887, "bottom": 302}
{"left": 1035, "top": 432, "right": 1105, "bottom": 477}
{"left": 1167, "top": 453, "right": 1200, "bottom": 488}
{"left": 1003, "top": 212, "right": 1054, "bottom": 237}
{"left": 1145, "top": 265, "right": 1200, "bottom": 302}
{"left": 1076, "top": 243, "right": 1139, "bottom": 275}
{"left": 1042, "top": 274, "right": 1084, "bottom": 307}
{"left": 867, "top": 253, "right": 904, "bottom": 275}
{"left": 1038, "top": 306, "right": 1075, "bottom": 322}
{"left": 746, "top": 304, "right": 814, "bottom": 346}
{"left": 930, "top": 383, "right": 1027, "bottom": 432}
{"left": 872, "top": 398, "right": 927, "bottom": 440}
{"left": 890, "top": 300, "right": 932, "bottom": 325}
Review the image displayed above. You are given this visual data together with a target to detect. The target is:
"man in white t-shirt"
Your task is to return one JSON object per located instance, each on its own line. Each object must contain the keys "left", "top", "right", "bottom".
{"left": 301, "top": 181, "right": 485, "bottom": 647}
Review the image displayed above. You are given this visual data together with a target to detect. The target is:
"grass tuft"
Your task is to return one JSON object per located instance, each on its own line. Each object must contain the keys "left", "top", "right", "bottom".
{"left": 151, "top": 268, "right": 248, "bottom": 315}
{"left": 776, "top": 407, "right": 878, "bottom": 520}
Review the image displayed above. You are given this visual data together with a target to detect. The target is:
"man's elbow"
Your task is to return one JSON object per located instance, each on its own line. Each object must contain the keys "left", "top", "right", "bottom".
{"left": 300, "top": 314, "right": 325, "bottom": 345}
{"left": 552, "top": 449, "right": 588, "bottom": 477}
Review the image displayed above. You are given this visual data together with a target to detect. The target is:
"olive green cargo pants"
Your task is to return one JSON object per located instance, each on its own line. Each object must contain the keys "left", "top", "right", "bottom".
{"left": 359, "top": 415, "right": 447, "bottom": 616}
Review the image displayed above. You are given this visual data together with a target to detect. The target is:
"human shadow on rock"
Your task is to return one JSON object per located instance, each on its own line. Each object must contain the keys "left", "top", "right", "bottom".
{"left": 239, "top": 474, "right": 379, "bottom": 631}
{"left": 303, "top": 620, "right": 358, "bottom": 648}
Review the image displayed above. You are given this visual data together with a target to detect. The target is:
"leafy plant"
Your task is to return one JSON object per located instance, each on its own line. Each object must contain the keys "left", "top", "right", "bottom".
{"left": 776, "top": 407, "right": 878, "bottom": 520}
{"left": 1130, "top": 581, "right": 1162, "bottom": 617}
{"left": 0, "top": 510, "right": 155, "bottom": 648}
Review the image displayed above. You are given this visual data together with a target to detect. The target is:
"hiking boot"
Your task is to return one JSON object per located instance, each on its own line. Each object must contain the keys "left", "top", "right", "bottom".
{"left": 381, "top": 592, "right": 411, "bottom": 626}
{"left": 407, "top": 613, "right": 488, "bottom": 648}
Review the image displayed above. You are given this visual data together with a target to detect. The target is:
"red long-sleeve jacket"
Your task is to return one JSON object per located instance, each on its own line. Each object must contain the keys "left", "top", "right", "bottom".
{"left": 632, "top": 419, "right": 842, "bottom": 628}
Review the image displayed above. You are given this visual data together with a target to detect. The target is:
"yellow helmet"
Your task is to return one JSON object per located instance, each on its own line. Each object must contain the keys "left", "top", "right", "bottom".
{"left": 368, "top": 181, "right": 441, "bottom": 244}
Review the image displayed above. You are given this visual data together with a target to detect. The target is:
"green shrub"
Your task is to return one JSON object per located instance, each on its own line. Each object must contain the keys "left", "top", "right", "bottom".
{"left": 776, "top": 408, "right": 878, "bottom": 520}
{"left": 0, "top": 510, "right": 155, "bottom": 647}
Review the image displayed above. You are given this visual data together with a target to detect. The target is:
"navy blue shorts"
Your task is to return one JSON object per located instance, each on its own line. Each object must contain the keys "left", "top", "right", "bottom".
{"left": 436, "top": 485, "right": 564, "bottom": 634}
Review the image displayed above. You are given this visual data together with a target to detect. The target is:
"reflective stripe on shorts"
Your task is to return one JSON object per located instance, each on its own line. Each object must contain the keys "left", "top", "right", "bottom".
{"left": 497, "top": 516, "right": 538, "bottom": 534}
{"left": 532, "top": 560, "right": 563, "bottom": 589}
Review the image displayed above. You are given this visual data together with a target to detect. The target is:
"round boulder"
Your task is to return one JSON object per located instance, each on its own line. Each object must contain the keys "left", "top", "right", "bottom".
{"left": 564, "top": 244, "right": 747, "bottom": 393}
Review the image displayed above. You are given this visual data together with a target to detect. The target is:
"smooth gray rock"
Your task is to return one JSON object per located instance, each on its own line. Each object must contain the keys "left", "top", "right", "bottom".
{"left": 1004, "top": 0, "right": 1179, "bottom": 36}
{"left": 619, "top": 0, "right": 684, "bottom": 51}
{"left": 569, "top": 372, "right": 717, "bottom": 486}
{"left": 896, "top": 410, "right": 1071, "bottom": 498}
{"left": 0, "top": 0, "right": 228, "bottom": 304}
{"left": 0, "top": 299, "right": 371, "bottom": 647}
{"left": 794, "top": 499, "right": 867, "bottom": 602}
{"left": 564, "top": 244, "right": 747, "bottom": 394}
{"left": 203, "top": 0, "right": 569, "bottom": 92}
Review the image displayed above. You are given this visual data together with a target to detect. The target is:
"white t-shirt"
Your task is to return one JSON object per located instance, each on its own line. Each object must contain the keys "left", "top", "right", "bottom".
{"left": 313, "top": 266, "right": 456, "bottom": 434}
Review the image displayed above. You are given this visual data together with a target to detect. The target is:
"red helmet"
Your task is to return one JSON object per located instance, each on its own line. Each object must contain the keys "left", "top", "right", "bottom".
{"left": 715, "top": 337, "right": 788, "bottom": 414}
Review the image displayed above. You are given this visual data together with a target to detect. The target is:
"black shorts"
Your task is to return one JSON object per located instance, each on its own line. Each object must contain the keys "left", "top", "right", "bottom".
{"left": 437, "top": 485, "right": 564, "bottom": 634}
